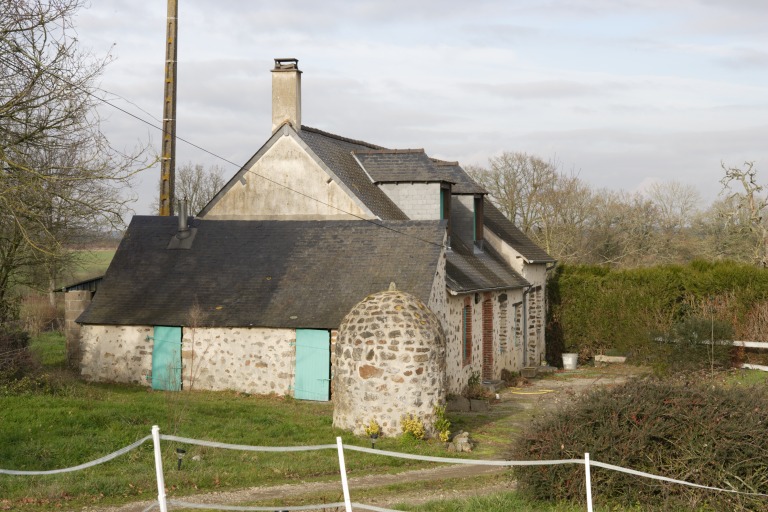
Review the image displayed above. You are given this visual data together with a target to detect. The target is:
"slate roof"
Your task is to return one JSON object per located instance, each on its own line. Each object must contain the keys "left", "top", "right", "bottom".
{"left": 430, "top": 160, "right": 487, "bottom": 195}
{"left": 353, "top": 149, "right": 448, "bottom": 184}
{"left": 299, "top": 125, "right": 552, "bottom": 283}
{"left": 483, "top": 199, "right": 556, "bottom": 263}
{"left": 78, "top": 216, "right": 445, "bottom": 328}
{"left": 446, "top": 237, "right": 529, "bottom": 293}
{"left": 298, "top": 126, "right": 409, "bottom": 221}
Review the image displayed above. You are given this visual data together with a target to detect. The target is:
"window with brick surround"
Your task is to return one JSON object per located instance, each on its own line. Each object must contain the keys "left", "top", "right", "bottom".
{"left": 463, "top": 299, "right": 472, "bottom": 365}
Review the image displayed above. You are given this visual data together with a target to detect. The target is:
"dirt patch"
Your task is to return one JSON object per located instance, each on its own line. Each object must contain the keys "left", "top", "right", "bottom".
{"left": 88, "top": 365, "right": 648, "bottom": 512}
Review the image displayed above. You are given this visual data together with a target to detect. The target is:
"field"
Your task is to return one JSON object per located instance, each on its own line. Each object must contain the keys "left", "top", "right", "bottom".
{"left": 65, "top": 249, "right": 115, "bottom": 284}
{"left": 0, "top": 334, "right": 605, "bottom": 512}
{"left": 4, "top": 335, "right": 764, "bottom": 511}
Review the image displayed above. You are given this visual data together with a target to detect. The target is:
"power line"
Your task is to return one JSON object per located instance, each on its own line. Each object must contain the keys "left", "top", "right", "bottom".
{"left": 0, "top": 54, "right": 445, "bottom": 248}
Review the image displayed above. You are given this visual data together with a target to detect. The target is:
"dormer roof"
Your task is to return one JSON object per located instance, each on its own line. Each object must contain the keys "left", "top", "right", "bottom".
{"left": 353, "top": 149, "right": 450, "bottom": 184}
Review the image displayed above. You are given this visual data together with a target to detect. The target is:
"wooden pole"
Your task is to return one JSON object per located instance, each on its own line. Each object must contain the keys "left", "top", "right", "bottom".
{"left": 160, "top": 0, "right": 178, "bottom": 216}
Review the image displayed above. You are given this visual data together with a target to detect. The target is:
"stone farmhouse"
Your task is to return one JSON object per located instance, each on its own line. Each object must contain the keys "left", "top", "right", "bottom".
{"left": 72, "top": 58, "right": 554, "bottom": 401}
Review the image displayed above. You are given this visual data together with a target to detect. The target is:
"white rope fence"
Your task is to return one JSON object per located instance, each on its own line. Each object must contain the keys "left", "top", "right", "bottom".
{"left": 0, "top": 435, "right": 152, "bottom": 476}
{"left": 2, "top": 426, "right": 767, "bottom": 512}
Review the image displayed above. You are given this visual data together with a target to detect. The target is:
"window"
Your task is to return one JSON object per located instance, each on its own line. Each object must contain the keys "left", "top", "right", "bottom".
{"left": 473, "top": 195, "right": 484, "bottom": 243}
{"left": 499, "top": 299, "right": 508, "bottom": 354}
{"left": 463, "top": 300, "right": 472, "bottom": 364}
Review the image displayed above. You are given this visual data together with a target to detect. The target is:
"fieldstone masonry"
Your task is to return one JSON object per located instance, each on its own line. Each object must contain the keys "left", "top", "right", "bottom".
{"left": 333, "top": 290, "right": 446, "bottom": 437}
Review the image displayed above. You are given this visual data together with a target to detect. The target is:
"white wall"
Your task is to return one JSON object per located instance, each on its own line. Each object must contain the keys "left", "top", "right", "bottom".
{"left": 204, "top": 135, "right": 369, "bottom": 220}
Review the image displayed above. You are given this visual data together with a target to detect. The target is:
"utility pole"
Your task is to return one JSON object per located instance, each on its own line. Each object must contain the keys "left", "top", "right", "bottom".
{"left": 160, "top": 0, "right": 178, "bottom": 216}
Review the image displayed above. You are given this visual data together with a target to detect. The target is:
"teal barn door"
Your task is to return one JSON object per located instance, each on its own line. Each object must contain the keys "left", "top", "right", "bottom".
{"left": 294, "top": 329, "right": 330, "bottom": 401}
{"left": 152, "top": 326, "right": 182, "bottom": 391}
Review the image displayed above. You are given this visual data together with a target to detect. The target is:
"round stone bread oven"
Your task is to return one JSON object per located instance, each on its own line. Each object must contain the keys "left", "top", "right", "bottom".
{"left": 332, "top": 289, "right": 446, "bottom": 437}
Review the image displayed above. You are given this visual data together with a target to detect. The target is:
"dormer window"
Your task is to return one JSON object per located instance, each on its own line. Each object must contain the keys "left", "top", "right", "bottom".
{"left": 474, "top": 195, "right": 484, "bottom": 251}
{"left": 440, "top": 185, "right": 450, "bottom": 220}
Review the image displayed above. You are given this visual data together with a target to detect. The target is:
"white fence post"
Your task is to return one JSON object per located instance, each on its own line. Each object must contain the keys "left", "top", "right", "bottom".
{"left": 152, "top": 425, "right": 168, "bottom": 512}
{"left": 585, "top": 452, "right": 593, "bottom": 512}
{"left": 336, "top": 437, "right": 352, "bottom": 512}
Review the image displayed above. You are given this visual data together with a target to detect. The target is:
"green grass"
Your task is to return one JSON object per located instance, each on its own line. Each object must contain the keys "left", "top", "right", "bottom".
{"left": 401, "top": 492, "right": 647, "bottom": 511}
{"left": 0, "top": 334, "right": 475, "bottom": 511}
{"left": 28, "top": 331, "right": 67, "bottom": 367}
{"left": 723, "top": 368, "right": 768, "bottom": 386}
{"left": 63, "top": 249, "right": 115, "bottom": 284}
{"left": 4, "top": 337, "right": 720, "bottom": 512}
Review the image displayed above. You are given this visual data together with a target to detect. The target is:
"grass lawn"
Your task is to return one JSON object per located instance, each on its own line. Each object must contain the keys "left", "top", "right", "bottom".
{"left": 8, "top": 334, "right": 748, "bottom": 511}
{"left": 0, "top": 333, "right": 475, "bottom": 511}
{"left": 62, "top": 249, "right": 115, "bottom": 284}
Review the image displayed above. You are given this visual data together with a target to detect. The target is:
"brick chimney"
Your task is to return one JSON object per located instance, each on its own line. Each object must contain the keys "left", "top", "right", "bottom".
{"left": 271, "top": 58, "right": 301, "bottom": 132}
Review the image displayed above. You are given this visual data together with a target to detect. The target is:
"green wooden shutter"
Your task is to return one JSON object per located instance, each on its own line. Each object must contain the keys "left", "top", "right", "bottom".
{"left": 294, "top": 329, "right": 330, "bottom": 401}
{"left": 152, "top": 326, "right": 182, "bottom": 391}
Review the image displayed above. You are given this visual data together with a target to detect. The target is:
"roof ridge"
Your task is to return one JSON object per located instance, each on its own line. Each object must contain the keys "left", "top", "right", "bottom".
{"left": 301, "top": 125, "right": 386, "bottom": 149}
{"left": 353, "top": 148, "right": 426, "bottom": 155}
{"left": 430, "top": 158, "right": 460, "bottom": 166}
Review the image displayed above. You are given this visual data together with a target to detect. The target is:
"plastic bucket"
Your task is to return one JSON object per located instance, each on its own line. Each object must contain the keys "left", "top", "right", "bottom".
{"left": 562, "top": 353, "right": 578, "bottom": 370}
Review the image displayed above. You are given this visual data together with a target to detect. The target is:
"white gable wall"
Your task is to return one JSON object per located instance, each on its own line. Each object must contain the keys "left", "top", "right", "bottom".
{"left": 203, "top": 135, "right": 370, "bottom": 220}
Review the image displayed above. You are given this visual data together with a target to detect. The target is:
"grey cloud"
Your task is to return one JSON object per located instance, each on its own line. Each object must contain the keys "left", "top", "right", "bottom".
{"left": 716, "top": 47, "right": 768, "bottom": 69}
{"left": 465, "top": 80, "right": 630, "bottom": 100}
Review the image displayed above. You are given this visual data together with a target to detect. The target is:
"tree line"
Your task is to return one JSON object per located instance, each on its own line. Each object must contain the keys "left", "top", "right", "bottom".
{"left": 468, "top": 154, "right": 765, "bottom": 268}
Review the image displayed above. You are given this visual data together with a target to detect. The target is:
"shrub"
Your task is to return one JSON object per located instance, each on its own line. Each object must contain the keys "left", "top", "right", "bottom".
{"left": 20, "top": 293, "right": 62, "bottom": 336}
{"left": 548, "top": 261, "right": 768, "bottom": 364}
{"left": 462, "top": 371, "right": 492, "bottom": 400}
{"left": 400, "top": 414, "right": 426, "bottom": 440}
{"left": 512, "top": 377, "right": 768, "bottom": 511}
{"left": 434, "top": 405, "right": 451, "bottom": 442}
{"left": 364, "top": 418, "right": 381, "bottom": 437}
{"left": 651, "top": 316, "right": 734, "bottom": 374}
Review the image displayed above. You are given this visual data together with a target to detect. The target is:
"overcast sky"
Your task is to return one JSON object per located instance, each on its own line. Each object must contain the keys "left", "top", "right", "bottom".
{"left": 75, "top": 0, "right": 768, "bottom": 216}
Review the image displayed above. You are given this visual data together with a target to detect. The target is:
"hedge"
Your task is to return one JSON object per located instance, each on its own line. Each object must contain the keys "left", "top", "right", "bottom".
{"left": 547, "top": 260, "right": 768, "bottom": 365}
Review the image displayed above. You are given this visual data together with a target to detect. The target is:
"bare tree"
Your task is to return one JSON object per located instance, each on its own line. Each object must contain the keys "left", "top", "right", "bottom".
{"left": 646, "top": 181, "right": 702, "bottom": 263}
{"left": 468, "top": 152, "right": 558, "bottom": 234}
{"left": 469, "top": 152, "right": 600, "bottom": 263}
{"left": 0, "top": 0, "right": 152, "bottom": 320}
{"left": 695, "top": 195, "right": 757, "bottom": 263}
{"left": 174, "top": 162, "right": 226, "bottom": 215}
{"left": 719, "top": 161, "right": 768, "bottom": 266}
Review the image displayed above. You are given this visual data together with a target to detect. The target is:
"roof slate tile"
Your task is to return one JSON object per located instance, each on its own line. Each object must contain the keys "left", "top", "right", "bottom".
{"left": 78, "top": 216, "right": 445, "bottom": 328}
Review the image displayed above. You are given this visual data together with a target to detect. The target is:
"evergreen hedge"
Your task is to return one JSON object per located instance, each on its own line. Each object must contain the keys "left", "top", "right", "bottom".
{"left": 547, "top": 261, "right": 768, "bottom": 368}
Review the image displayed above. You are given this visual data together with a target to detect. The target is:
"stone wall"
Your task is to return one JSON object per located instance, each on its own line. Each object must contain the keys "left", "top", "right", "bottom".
{"left": 333, "top": 290, "right": 446, "bottom": 437}
{"left": 80, "top": 324, "right": 154, "bottom": 385}
{"left": 80, "top": 324, "right": 299, "bottom": 395}
{"left": 482, "top": 229, "right": 550, "bottom": 366}
{"left": 444, "top": 288, "right": 526, "bottom": 394}
{"left": 183, "top": 327, "right": 295, "bottom": 394}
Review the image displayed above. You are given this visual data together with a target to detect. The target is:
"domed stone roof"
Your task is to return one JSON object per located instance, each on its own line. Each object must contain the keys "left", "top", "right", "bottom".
{"left": 332, "top": 289, "right": 446, "bottom": 436}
